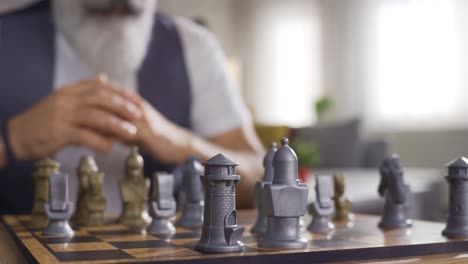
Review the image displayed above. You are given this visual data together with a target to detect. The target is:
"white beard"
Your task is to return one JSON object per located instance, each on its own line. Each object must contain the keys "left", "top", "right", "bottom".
{"left": 52, "top": 0, "right": 157, "bottom": 84}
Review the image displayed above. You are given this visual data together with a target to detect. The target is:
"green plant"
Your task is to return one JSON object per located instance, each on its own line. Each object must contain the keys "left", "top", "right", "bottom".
{"left": 290, "top": 140, "right": 320, "bottom": 168}
{"left": 315, "top": 96, "right": 334, "bottom": 120}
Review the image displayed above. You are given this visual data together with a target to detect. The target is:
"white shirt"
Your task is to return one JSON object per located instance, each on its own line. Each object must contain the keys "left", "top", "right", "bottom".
{"left": 50, "top": 17, "right": 251, "bottom": 213}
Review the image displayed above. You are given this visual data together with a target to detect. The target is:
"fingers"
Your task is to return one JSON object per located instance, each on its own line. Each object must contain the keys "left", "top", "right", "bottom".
{"left": 56, "top": 76, "right": 145, "bottom": 152}
{"left": 68, "top": 75, "right": 143, "bottom": 121}
{"left": 92, "top": 73, "right": 143, "bottom": 106}
{"left": 95, "top": 73, "right": 109, "bottom": 83}
{"left": 81, "top": 88, "right": 142, "bottom": 121}
{"left": 69, "top": 127, "right": 115, "bottom": 154}
{"left": 68, "top": 75, "right": 133, "bottom": 101}
{"left": 103, "top": 81, "right": 143, "bottom": 106}
{"left": 74, "top": 108, "right": 137, "bottom": 141}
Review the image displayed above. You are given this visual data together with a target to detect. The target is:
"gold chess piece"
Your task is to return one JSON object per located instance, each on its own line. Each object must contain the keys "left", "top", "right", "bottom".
{"left": 119, "top": 147, "right": 150, "bottom": 227}
{"left": 332, "top": 174, "right": 354, "bottom": 222}
{"left": 30, "top": 158, "right": 60, "bottom": 229}
{"left": 84, "top": 172, "right": 106, "bottom": 226}
{"left": 73, "top": 156, "right": 107, "bottom": 226}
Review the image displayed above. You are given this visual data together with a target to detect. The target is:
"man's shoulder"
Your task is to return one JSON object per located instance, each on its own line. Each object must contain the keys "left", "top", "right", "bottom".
{"left": 171, "top": 16, "right": 219, "bottom": 50}
{"left": 0, "top": 0, "right": 49, "bottom": 19}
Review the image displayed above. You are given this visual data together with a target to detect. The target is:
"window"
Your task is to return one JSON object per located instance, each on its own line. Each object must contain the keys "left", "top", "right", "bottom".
{"left": 369, "top": 0, "right": 463, "bottom": 130}
{"left": 247, "top": 2, "right": 322, "bottom": 127}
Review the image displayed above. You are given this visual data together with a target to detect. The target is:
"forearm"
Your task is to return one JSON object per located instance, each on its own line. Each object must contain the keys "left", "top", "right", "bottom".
{"left": 144, "top": 125, "right": 264, "bottom": 208}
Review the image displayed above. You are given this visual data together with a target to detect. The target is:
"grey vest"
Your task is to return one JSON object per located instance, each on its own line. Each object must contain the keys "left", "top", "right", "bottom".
{"left": 0, "top": 1, "right": 191, "bottom": 214}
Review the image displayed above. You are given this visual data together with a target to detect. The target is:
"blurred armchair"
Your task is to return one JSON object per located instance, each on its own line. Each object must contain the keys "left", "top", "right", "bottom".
{"left": 290, "top": 119, "right": 389, "bottom": 169}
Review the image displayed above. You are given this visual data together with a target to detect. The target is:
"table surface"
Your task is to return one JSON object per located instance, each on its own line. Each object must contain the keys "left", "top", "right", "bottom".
{"left": 2, "top": 210, "right": 468, "bottom": 264}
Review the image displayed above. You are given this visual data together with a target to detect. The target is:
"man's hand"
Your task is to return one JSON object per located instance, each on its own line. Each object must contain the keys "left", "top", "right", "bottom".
{"left": 7, "top": 75, "right": 142, "bottom": 162}
{"left": 133, "top": 97, "right": 265, "bottom": 208}
{"left": 135, "top": 99, "right": 193, "bottom": 163}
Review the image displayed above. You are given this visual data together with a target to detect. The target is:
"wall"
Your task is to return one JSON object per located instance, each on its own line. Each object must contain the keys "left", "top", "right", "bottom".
{"left": 160, "top": 0, "right": 322, "bottom": 126}
{"left": 235, "top": 0, "right": 322, "bottom": 126}
{"left": 158, "top": 0, "right": 237, "bottom": 56}
{"left": 377, "top": 130, "right": 468, "bottom": 168}
{"left": 319, "top": 0, "right": 369, "bottom": 121}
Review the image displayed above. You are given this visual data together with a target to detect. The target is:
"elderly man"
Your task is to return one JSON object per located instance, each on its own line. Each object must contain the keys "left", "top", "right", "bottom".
{"left": 0, "top": 0, "right": 264, "bottom": 214}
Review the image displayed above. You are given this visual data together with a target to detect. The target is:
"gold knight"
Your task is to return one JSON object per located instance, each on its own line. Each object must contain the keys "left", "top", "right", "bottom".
{"left": 73, "top": 156, "right": 107, "bottom": 226}
{"left": 119, "top": 147, "right": 150, "bottom": 227}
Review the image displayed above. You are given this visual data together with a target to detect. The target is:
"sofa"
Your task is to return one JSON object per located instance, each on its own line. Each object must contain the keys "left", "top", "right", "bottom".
{"left": 290, "top": 119, "right": 389, "bottom": 169}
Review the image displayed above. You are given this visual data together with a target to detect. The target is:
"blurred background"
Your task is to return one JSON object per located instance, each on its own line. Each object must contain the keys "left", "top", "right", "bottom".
{"left": 160, "top": 0, "right": 468, "bottom": 168}
{"left": 159, "top": 0, "right": 468, "bottom": 220}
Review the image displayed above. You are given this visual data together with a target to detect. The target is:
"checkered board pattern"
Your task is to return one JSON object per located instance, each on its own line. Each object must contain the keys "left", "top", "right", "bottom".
{"left": 3, "top": 212, "right": 468, "bottom": 264}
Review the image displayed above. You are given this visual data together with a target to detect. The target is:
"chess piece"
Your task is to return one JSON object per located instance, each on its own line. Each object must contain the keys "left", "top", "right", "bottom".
{"left": 332, "top": 174, "right": 354, "bottom": 222}
{"left": 73, "top": 156, "right": 96, "bottom": 225}
{"left": 251, "top": 142, "right": 277, "bottom": 235}
{"left": 119, "top": 147, "right": 150, "bottom": 227}
{"left": 177, "top": 156, "right": 204, "bottom": 228}
{"left": 442, "top": 157, "right": 468, "bottom": 238}
{"left": 30, "top": 158, "right": 60, "bottom": 229}
{"left": 73, "top": 156, "right": 107, "bottom": 226}
{"left": 378, "top": 155, "right": 412, "bottom": 230}
{"left": 258, "top": 138, "right": 309, "bottom": 249}
{"left": 195, "top": 154, "right": 245, "bottom": 253}
{"left": 43, "top": 173, "right": 74, "bottom": 236}
{"left": 147, "top": 172, "right": 177, "bottom": 235}
{"left": 84, "top": 172, "right": 107, "bottom": 226}
{"left": 308, "top": 175, "right": 335, "bottom": 234}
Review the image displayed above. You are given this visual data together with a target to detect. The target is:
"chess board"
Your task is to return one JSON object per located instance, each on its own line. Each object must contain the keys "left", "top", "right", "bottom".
{"left": 2, "top": 211, "right": 468, "bottom": 264}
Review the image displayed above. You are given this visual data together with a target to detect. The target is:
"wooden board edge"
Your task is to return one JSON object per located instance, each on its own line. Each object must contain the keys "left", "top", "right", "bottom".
{"left": 1, "top": 216, "right": 39, "bottom": 264}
